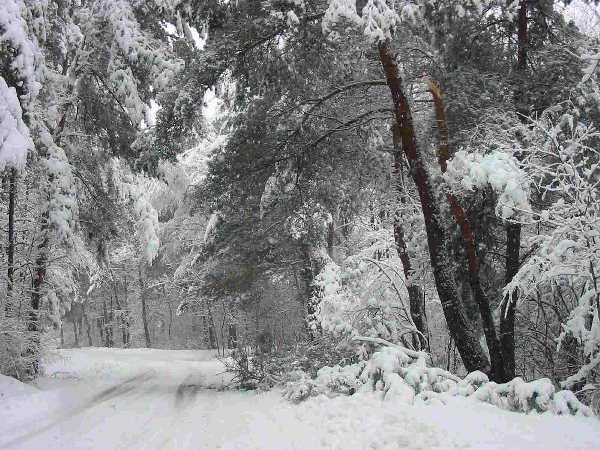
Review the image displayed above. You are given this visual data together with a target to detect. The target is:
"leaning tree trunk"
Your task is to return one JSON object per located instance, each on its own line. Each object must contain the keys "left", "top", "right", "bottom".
{"left": 377, "top": 42, "right": 489, "bottom": 374}
{"left": 392, "top": 127, "right": 427, "bottom": 348}
{"left": 425, "top": 80, "right": 506, "bottom": 381}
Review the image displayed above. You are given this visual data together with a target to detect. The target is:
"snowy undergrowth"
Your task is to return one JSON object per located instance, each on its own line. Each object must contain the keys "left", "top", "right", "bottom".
{"left": 285, "top": 340, "right": 594, "bottom": 418}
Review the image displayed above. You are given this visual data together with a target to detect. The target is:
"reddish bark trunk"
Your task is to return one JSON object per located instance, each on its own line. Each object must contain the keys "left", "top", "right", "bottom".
{"left": 378, "top": 42, "right": 489, "bottom": 373}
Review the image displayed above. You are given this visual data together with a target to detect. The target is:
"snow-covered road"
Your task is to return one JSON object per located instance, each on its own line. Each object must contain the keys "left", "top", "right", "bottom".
{"left": 1, "top": 348, "right": 599, "bottom": 449}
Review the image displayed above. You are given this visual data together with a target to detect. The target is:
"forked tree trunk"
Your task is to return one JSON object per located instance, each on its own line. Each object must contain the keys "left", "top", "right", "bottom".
{"left": 377, "top": 42, "right": 489, "bottom": 374}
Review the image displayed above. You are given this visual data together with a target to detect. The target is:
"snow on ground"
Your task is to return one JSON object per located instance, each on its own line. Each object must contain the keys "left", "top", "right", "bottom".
{"left": 0, "top": 374, "right": 38, "bottom": 400}
{"left": 41, "top": 347, "right": 231, "bottom": 387}
{"left": 0, "top": 347, "right": 599, "bottom": 449}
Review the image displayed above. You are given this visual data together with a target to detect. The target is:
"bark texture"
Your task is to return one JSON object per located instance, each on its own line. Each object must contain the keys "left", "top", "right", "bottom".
{"left": 501, "top": 0, "right": 529, "bottom": 381}
{"left": 426, "top": 79, "right": 506, "bottom": 381}
{"left": 378, "top": 42, "right": 489, "bottom": 373}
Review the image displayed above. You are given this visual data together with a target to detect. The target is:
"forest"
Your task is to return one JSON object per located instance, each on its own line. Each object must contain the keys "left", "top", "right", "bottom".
{"left": 1, "top": 0, "right": 600, "bottom": 420}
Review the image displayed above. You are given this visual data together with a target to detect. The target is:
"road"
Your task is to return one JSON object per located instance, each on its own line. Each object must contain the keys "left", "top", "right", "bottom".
{"left": 1, "top": 348, "right": 599, "bottom": 450}
{"left": 0, "top": 348, "right": 321, "bottom": 449}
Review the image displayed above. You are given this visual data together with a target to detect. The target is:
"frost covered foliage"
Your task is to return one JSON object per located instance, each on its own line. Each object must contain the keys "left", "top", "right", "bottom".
{"left": 0, "top": 0, "right": 40, "bottom": 169}
{"left": 95, "top": 0, "right": 181, "bottom": 91}
{"left": 0, "top": 0, "right": 41, "bottom": 110}
{"left": 225, "top": 338, "right": 357, "bottom": 390}
{"left": 322, "top": 0, "right": 421, "bottom": 42}
{"left": 506, "top": 88, "right": 600, "bottom": 405}
{"left": 39, "top": 129, "right": 77, "bottom": 244}
{"left": 285, "top": 341, "right": 594, "bottom": 417}
{"left": 312, "top": 218, "right": 427, "bottom": 350}
{"left": 444, "top": 150, "right": 531, "bottom": 220}
{"left": 322, "top": 0, "right": 495, "bottom": 43}
{"left": 0, "top": 317, "right": 41, "bottom": 379}
{"left": 286, "top": 203, "right": 331, "bottom": 242}
{"left": 110, "top": 159, "right": 161, "bottom": 265}
{"left": 260, "top": 162, "right": 296, "bottom": 218}
{"left": 0, "top": 77, "right": 32, "bottom": 170}
{"left": 314, "top": 254, "right": 423, "bottom": 349}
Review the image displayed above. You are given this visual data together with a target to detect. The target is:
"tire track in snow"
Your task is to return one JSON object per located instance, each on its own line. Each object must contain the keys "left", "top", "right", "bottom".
{"left": 174, "top": 374, "right": 203, "bottom": 410}
{"left": 1, "top": 372, "right": 154, "bottom": 448}
{"left": 115, "top": 373, "right": 208, "bottom": 450}
{"left": 151, "top": 374, "right": 205, "bottom": 449}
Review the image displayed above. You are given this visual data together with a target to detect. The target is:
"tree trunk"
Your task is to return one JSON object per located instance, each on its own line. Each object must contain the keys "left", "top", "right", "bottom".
{"left": 392, "top": 127, "right": 427, "bottom": 348}
{"left": 98, "top": 317, "right": 105, "bottom": 344}
{"left": 377, "top": 42, "right": 489, "bottom": 374}
{"left": 393, "top": 222, "right": 427, "bottom": 348}
{"left": 166, "top": 291, "right": 173, "bottom": 340}
{"left": 6, "top": 168, "right": 17, "bottom": 314}
{"left": 73, "top": 321, "right": 79, "bottom": 347}
{"left": 114, "top": 279, "right": 131, "bottom": 347}
{"left": 299, "top": 243, "right": 317, "bottom": 338}
{"left": 102, "top": 297, "right": 113, "bottom": 347}
{"left": 501, "top": 0, "right": 528, "bottom": 381}
{"left": 138, "top": 266, "right": 151, "bottom": 348}
{"left": 83, "top": 305, "right": 93, "bottom": 346}
{"left": 425, "top": 78, "right": 506, "bottom": 381}
{"left": 27, "top": 207, "right": 50, "bottom": 375}
{"left": 327, "top": 219, "right": 334, "bottom": 260}
{"left": 501, "top": 223, "right": 520, "bottom": 380}
{"left": 228, "top": 323, "right": 238, "bottom": 348}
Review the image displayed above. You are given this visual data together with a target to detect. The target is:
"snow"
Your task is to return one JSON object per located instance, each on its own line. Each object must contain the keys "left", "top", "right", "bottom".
{"left": 97, "top": 0, "right": 181, "bottom": 90}
{"left": 0, "top": 0, "right": 41, "bottom": 110}
{"left": 0, "top": 347, "right": 598, "bottom": 449}
{"left": 42, "top": 347, "right": 231, "bottom": 388}
{"left": 362, "top": 0, "right": 402, "bottom": 42}
{"left": 0, "top": 76, "right": 32, "bottom": 170}
{"left": 203, "top": 211, "right": 220, "bottom": 243}
{"left": 444, "top": 150, "right": 531, "bottom": 220}
{"left": 134, "top": 196, "right": 160, "bottom": 265}
{"left": 0, "top": 374, "right": 38, "bottom": 400}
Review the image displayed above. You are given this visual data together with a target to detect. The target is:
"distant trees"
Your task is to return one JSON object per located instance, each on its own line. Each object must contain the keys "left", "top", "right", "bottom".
{"left": 0, "top": 0, "right": 181, "bottom": 377}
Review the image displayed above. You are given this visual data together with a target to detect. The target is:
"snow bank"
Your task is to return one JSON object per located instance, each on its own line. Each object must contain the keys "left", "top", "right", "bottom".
{"left": 286, "top": 340, "right": 594, "bottom": 417}
{"left": 0, "top": 374, "right": 38, "bottom": 400}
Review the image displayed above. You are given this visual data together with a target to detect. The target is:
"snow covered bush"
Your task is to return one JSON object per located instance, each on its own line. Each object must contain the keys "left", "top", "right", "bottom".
{"left": 312, "top": 220, "right": 428, "bottom": 351}
{"left": 225, "top": 337, "right": 357, "bottom": 392}
{"left": 0, "top": 316, "right": 50, "bottom": 380}
{"left": 284, "top": 340, "right": 594, "bottom": 417}
{"left": 505, "top": 85, "right": 600, "bottom": 411}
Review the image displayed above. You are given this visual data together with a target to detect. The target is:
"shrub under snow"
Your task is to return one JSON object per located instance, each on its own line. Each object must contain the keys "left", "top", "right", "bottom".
{"left": 284, "top": 340, "right": 594, "bottom": 417}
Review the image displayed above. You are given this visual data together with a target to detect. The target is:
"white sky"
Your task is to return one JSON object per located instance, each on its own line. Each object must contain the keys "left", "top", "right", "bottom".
{"left": 563, "top": 0, "right": 600, "bottom": 36}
